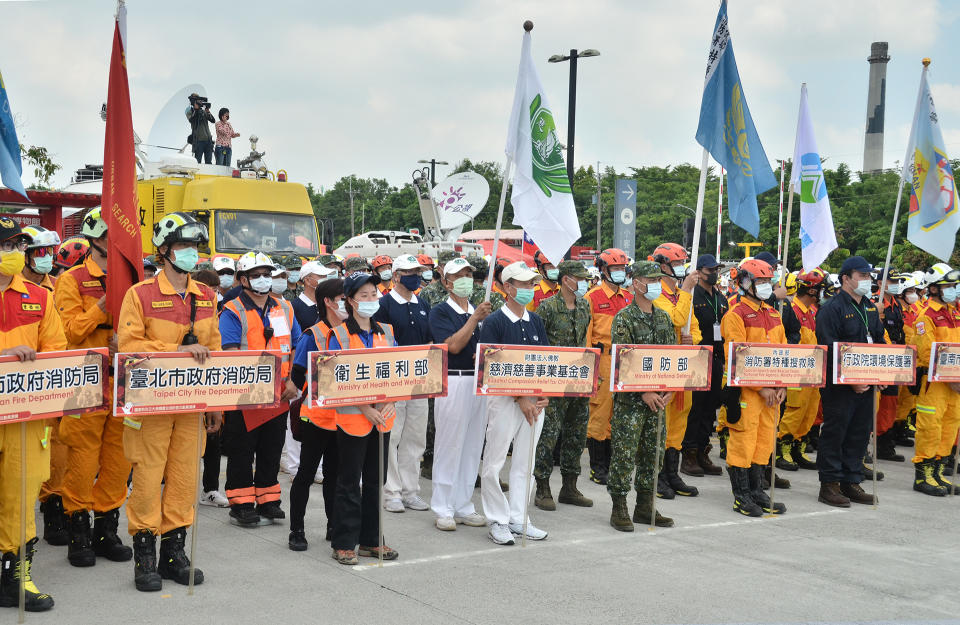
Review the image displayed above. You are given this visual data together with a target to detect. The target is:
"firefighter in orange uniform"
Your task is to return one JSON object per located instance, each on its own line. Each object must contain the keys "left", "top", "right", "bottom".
{"left": 0, "top": 219, "right": 66, "bottom": 612}
{"left": 584, "top": 249, "right": 632, "bottom": 485}
{"left": 894, "top": 274, "right": 924, "bottom": 445}
{"left": 720, "top": 259, "right": 787, "bottom": 517}
{"left": 649, "top": 243, "right": 701, "bottom": 498}
{"left": 527, "top": 250, "right": 561, "bottom": 311}
{"left": 117, "top": 212, "right": 221, "bottom": 592}
{"left": 372, "top": 254, "right": 394, "bottom": 295}
{"left": 54, "top": 208, "right": 134, "bottom": 568}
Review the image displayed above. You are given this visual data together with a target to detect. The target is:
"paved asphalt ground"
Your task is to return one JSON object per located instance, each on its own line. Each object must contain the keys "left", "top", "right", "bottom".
{"left": 15, "top": 445, "right": 960, "bottom": 625}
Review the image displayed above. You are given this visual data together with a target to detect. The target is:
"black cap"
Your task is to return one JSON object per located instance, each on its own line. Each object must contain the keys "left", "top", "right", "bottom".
{"left": 839, "top": 255, "right": 873, "bottom": 275}
{"left": 0, "top": 217, "right": 24, "bottom": 243}
{"left": 696, "top": 254, "right": 720, "bottom": 270}
{"left": 755, "top": 251, "right": 777, "bottom": 267}
{"left": 343, "top": 272, "right": 381, "bottom": 297}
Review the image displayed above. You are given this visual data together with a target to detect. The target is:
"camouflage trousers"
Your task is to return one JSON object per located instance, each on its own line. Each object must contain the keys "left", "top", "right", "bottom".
{"left": 607, "top": 398, "right": 666, "bottom": 497}
{"left": 534, "top": 396, "right": 589, "bottom": 479}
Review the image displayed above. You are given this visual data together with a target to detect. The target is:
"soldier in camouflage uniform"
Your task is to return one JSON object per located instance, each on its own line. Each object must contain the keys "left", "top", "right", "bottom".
{"left": 533, "top": 260, "right": 594, "bottom": 510}
{"left": 317, "top": 253, "right": 342, "bottom": 278}
{"left": 608, "top": 261, "right": 678, "bottom": 531}
{"left": 419, "top": 250, "right": 460, "bottom": 309}
{"left": 343, "top": 255, "right": 371, "bottom": 277}
{"left": 279, "top": 254, "right": 303, "bottom": 302}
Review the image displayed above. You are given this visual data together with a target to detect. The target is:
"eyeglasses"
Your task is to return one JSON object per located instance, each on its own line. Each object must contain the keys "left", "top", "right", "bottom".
{"left": 217, "top": 269, "right": 236, "bottom": 276}
{"left": 247, "top": 271, "right": 271, "bottom": 280}
{"left": 0, "top": 239, "right": 28, "bottom": 252}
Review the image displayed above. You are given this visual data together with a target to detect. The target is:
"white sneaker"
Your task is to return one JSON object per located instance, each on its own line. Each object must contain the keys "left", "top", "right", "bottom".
{"left": 435, "top": 516, "right": 456, "bottom": 531}
{"left": 487, "top": 522, "right": 515, "bottom": 545}
{"left": 199, "top": 490, "right": 229, "bottom": 507}
{"left": 402, "top": 495, "right": 429, "bottom": 511}
{"left": 384, "top": 498, "right": 405, "bottom": 513}
{"left": 508, "top": 522, "right": 547, "bottom": 541}
{"left": 454, "top": 512, "right": 486, "bottom": 527}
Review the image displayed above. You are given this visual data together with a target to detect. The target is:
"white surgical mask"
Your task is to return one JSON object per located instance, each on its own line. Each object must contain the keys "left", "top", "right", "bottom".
{"left": 854, "top": 279, "right": 872, "bottom": 296}
{"left": 943, "top": 286, "right": 958, "bottom": 303}
{"left": 755, "top": 283, "right": 773, "bottom": 300}
{"left": 672, "top": 265, "right": 686, "bottom": 279}
{"left": 904, "top": 291, "right": 919, "bottom": 305}
{"left": 287, "top": 270, "right": 300, "bottom": 282}
{"left": 219, "top": 274, "right": 235, "bottom": 289}
{"left": 379, "top": 270, "right": 393, "bottom": 281}
{"left": 886, "top": 283, "right": 902, "bottom": 295}
{"left": 575, "top": 280, "right": 589, "bottom": 297}
{"left": 248, "top": 276, "right": 272, "bottom": 294}
{"left": 356, "top": 300, "right": 380, "bottom": 318}
{"left": 335, "top": 299, "right": 348, "bottom": 320}
{"left": 609, "top": 270, "right": 626, "bottom": 284}
{"left": 643, "top": 282, "right": 662, "bottom": 301}
{"left": 422, "top": 270, "right": 434, "bottom": 282}
{"left": 271, "top": 278, "right": 287, "bottom": 294}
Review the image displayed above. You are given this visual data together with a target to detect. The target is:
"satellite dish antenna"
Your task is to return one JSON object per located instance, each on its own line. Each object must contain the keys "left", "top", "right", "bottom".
{"left": 145, "top": 84, "right": 206, "bottom": 161}
{"left": 432, "top": 171, "right": 490, "bottom": 231}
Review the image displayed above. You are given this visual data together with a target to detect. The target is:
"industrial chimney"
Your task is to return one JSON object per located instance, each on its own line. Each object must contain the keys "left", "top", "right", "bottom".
{"left": 863, "top": 42, "right": 890, "bottom": 174}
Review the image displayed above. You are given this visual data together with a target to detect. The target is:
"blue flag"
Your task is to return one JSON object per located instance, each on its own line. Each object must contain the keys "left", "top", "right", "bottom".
{"left": 695, "top": 1, "right": 775, "bottom": 237}
{"left": 0, "top": 69, "right": 28, "bottom": 200}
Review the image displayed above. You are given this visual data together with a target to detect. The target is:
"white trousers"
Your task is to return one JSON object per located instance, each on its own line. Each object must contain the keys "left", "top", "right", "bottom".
{"left": 384, "top": 397, "right": 428, "bottom": 500}
{"left": 480, "top": 395, "right": 544, "bottom": 525}
{"left": 282, "top": 427, "right": 300, "bottom": 472}
{"left": 431, "top": 376, "right": 487, "bottom": 519}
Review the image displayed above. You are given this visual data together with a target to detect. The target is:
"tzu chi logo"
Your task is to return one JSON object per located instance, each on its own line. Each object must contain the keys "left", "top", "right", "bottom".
{"left": 529, "top": 94, "right": 571, "bottom": 197}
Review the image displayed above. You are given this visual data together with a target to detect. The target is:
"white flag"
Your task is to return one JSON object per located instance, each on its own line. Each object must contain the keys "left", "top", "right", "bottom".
{"left": 790, "top": 84, "right": 837, "bottom": 272}
{"left": 505, "top": 31, "right": 580, "bottom": 266}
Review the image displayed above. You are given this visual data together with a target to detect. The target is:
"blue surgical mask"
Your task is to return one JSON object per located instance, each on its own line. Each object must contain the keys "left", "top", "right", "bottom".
{"left": 32, "top": 255, "right": 54, "bottom": 274}
{"left": 643, "top": 282, "right": 662, "bottom": 301}
{"left": 609, "top": 270, "right": 626, "bottom": 285}
{"left": 356, "top": 300, "right": 380, "bottom": 318}
{"left": 854, "top": 279, "right": 872, "bottom": 296}
{"left": 172, "top": 248, "right": 199, "bottom": 272}
{"left": 545, "top": 269, "right": 559, "bottom": 281}
{"left": 513, "top": 288, "right": 535, "bottom": 307}
{"left": 399, "top": 274, "right": 421, "bottom": 292}
{"left": 942, "top": 286, "right": 958, "bottom": 303}
{"left": 422, "top": 270, "right": 434, "bottom": 282}
{"left": 575, "top": 280, "right": 589, "bottom": 297}
{"left": 379, "top": 270, "right": 393, "bottom": 281}
{"left": 219, "top": 274, "right": 235, "bottom": 289}
{"left": 672, "top": 265, "right": 686, "bottom": 279}
{"left": 287, "top": 270, "right": 300, "bottom": 282}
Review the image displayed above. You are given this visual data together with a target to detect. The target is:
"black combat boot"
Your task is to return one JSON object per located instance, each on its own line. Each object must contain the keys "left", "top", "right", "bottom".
{"left": 158, "top": 527, "right": 203, "bottom": 586}
{"left": 876, "top": 431, "right": 904, "bottom": 462}
{"left": 775, "top": 435, "right": 798, "bottom": 471}
{"left": 762, "top": 464, "right": 790, "bottom": 489}
{"left": 656, "top": 470, "right": 675, "bottom": 499}
{"left": 93, "top": 508, "right": 132, "bottom": 562}
{"left": 792, "top": 436, "right": 818, "bottom": 470}
{"left": 913, "top": 460, "right": 947, "bottom": 497}
{"left": 664, "top": 448, "right": 698, "bottom": 497}
{"left": 132, "top": 531, "right": 161, "bottom": 592}
{"left": 597, "top": 439, "right": 612, "bottom": 484}
{"left": 933, "top": 457, "right": 960, "bottom": 495}
{"left": 748, "top": 464, "right": 786, "bottom": 514}
{"left": 0, "top": 539, "right": 54, "bottom": 612}
{"left": 587, "top": 438, "right": 604, "bottom": 485}
{"left": 728, "top": 467, "right": 762, "bottom": 517}
{"left": 40, "top": 495, "right": 69, "bottom": 546}
{"left": 67, "top": 511, "right": 95, "bottom": 567}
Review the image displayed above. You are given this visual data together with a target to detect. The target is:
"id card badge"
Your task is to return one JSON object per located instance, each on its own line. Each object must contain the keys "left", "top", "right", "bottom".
{"left": 713, "top": 324, "right": 722, "bottom": 342}
{"left": 867, "top": 335, "right": 874, "bottom": 344}
{"left": 269, "top": 312, "right": 291, "bottom": 338}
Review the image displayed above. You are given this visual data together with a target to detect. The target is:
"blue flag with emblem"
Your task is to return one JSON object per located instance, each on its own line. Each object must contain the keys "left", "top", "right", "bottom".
{"left": 695, "top": 0, "right": 775, "bottom": 238}
{"left": 0, "top": 68, "right": 28, "bottom": 200}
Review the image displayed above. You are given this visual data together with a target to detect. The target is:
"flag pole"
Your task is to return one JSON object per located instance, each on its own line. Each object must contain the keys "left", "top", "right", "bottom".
{"left": 485, "top": 156, "right": 513, "bottom": 303}
{"left": 715, "top": 167, "right": 724, "bottom": 258}
{"left": 776, "top": 160, "right": 785, "bottom": 258}
{"left": 684, "top": 147, "right": 710, "bottom": 334}
{"left": 18, "top": 422, "right": 26, "bottom": 624}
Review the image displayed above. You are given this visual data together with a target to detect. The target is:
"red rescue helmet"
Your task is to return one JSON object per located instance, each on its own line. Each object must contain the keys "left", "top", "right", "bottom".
{"left": 650, "top": 242, "right": 688, "bottom": 265}
{"left": 737, "top": 259, "right": 774, "bottom": 284}
{"left": 57, "top": 236, "right": 89, "bottom": 268}
{"left": 797, "top": 268, "right": 826, "bottom": 287}
{"left": 596, "top": 248, "right": 629, "bottom": 270}
{"left": 371, "top": 254, "right": 393, "bottom": 270}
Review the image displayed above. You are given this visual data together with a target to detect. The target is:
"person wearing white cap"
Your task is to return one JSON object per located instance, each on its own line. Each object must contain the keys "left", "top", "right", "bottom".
{"left": 429, "top": 257, "right": 492, "bottom": 530}
{"left": 292, "top": 261, "right": 336, "bottom": 332}
{"left": 478, "top": 261, "right": 551, "bottom": 545}
{"left": 373, "top": 254, "right": 434, "bottom": 513}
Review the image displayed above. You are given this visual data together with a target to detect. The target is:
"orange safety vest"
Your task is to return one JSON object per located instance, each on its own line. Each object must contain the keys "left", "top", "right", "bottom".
{"left": 299, "top": 321, "right": 337, "bottom": 430}
{"left": 328, "top": 322, "right": 396, "bottom": 437}
{"left": 222, "top": 294, "right": 295, "bottom": 420}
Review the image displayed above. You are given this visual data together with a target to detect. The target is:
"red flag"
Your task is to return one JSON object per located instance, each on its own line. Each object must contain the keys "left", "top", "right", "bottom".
{"left": 103, "top": 9, "right": 143, "bottom": 321}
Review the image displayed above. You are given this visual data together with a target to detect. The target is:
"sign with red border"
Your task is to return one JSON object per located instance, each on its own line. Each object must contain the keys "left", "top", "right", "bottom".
{"left": 308, "top": 344, "right": 448, "bottom": 408}
{"left": 474, "top": 344, "right": 600, "bottom": 397}
{"left": 929, "top": 343, "right": 960, "bottom": 382}
{"left": 0, "top": 348, "right": 109, "bottom": 424}
{"left": 727, "top": 343, "right": 827, "bottom": 388}
{"left": 114, "top": 350, "right": 283, "bottom": 416}
{"left": 833, "top": 342, "right": 916, "bottom": 385}
{"left": 609, "top": 344, "right": 713, "bottom": 392}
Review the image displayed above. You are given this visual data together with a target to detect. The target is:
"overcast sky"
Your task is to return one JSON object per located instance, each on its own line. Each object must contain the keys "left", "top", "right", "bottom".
{"left": 3, "top": 0, "right": 959, "bottom": 193}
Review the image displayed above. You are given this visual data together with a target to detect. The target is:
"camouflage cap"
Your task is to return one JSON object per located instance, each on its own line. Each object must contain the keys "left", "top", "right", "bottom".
{"left": 279, "top": 254, "right": 302, "bottom": 270}
{"left": 194, "top": 261, "right": 215, "bottom": 272}
{"left": 467, "top": 255, "right": 489, "bottom": 276}
{"left": 557, "top": 260, "right": 590, "bottom": 279}
{"left": 437, "top": 250, "right": 460, "bottom": 266}
{"left": 630, "top": 260, "right": 671, "bottom": 279}
{"left": 344, "top": 256, "right": 370, "bottom": 272}
{"left": 317, "top": 254, "right": 340, "bottom": 266}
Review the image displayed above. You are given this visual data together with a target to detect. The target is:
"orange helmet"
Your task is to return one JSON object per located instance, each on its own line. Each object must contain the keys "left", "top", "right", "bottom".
{"left": 797, "top": 268, "right": 826, "bottom": 287}
{"left": 57, "top": 236, "right": 89, "bottom": 268}
{"left": 650, "top": 242, "right": 688, "bottom": 265}
{"left": 371, "top": 254, "right": 393, "bottom": 270}
{"left": 596, "top": 248, "right": 629, "bottom": 269}
{"left": 417, "top": 253, "right": 435, "bottom": 267}
{"left": 737, "top": 259, "right": 773, "bottom": 283}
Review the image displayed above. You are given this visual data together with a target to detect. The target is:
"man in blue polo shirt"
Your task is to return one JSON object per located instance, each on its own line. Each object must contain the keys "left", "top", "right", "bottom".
{"left": 478, "top": 261, "right": 551, "bottom": 546}
{"left": 374, "top": 254, "right": 433, "bottom": 513}
{"left": 428, "top": 257, "right": 492, "bottom": 531}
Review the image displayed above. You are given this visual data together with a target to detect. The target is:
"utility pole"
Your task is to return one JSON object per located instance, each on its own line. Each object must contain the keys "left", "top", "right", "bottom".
{"left": 595, "top": 160, "right": 602, "bottom": 250}
{"left": 347, "top": 176, "right": 359, "bottom": 237}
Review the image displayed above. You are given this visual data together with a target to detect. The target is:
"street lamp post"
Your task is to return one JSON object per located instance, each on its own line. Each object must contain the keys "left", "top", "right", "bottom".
{"left": 417, "top": 158, "right": 449, "bottom": 187}
{"left": 548, "top": 49, "right": 599, "bottom": 188}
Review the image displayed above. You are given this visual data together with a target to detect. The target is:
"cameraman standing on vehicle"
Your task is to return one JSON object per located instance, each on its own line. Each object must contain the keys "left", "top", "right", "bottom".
{"left": 186, "top": 93, "right": 215, "bottom": 164}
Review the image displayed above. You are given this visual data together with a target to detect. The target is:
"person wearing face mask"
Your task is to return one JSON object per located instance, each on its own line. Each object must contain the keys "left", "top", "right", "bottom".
{"left": 875, "top": 270, "right": 908, "bottom": 463}
{"left": 269, "top": 261, "right": 289, "bottom": 298}
{"left": 279, "top": 255, "right": 303, "bottom": 303}
{"left": 372, "top": 254, "right": 433, "bottom": 514}
{"left": 814, "top": 256, "right": 886, "bottom": 507}
{"left": 0, "top": 218, "right": 67, "bottom": 612}
{"left": 211, "top": 255, "right": 236, "bottom": 311}
{"left": 291, "top": 261, "right": 336, "bottom": 335}
{"left": 317, "top": 253, "right": 344, "bottom": 279}
{"left": 327, "top": 273, "right": 399, "bottom": 564}
{"left": 371, "top": 255, "right": 394, "bottom": 295}
{"left": 777, "top": 268, "right": 826, "bottom": 472}
{"left": 892, "top": 275, "right": 923, "bottom": 447}
{"left": 755, "top": 251, "right": 789, "bottom": 303}
{"left": 720, "top": 259, "right": 788, "bottom": 517}
{"left": 681, "top": 254, "right": 727, "bottom": 479}
{"left": 288, "top": 278, "right": 347, "bottom": 550}
{"left": 428, "top": 257, "right": 492, "bottom": 531}
{"left": 909, "top": 263, "right": 960, "bottom": 497}
{"left": 50, "top": 208, "right": 134, "bottom": 569}
{"left": 649, "top": 243, "right": 700, "bottom": 499}
{"left": 21, "top": 226, "right": 60, "bottom": 291}
{"left": 342, "top": 255, "right": 371, "bottom": 279}
{"left": 417, "top": 254, "right": 436, "bottom": 287}
{"left": 478, "top": 262, "right": 551, "bottom": 545}
{"left": 531, "top": 260, "right": 593, "bottom": 512}
{"left": 583, "top": 249, "right": 633, "bottom": 487}
{"left": 118, "top": 212, "right": 221, "bottom": 592}
{"left": 528, "top": 251, "right": 561, "bottom": 312}
{"left": 608, "top": 262, "right": 679, "bottom": 530}
{"left": 219, "top": 252, "right": 302, "bottom": 528}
